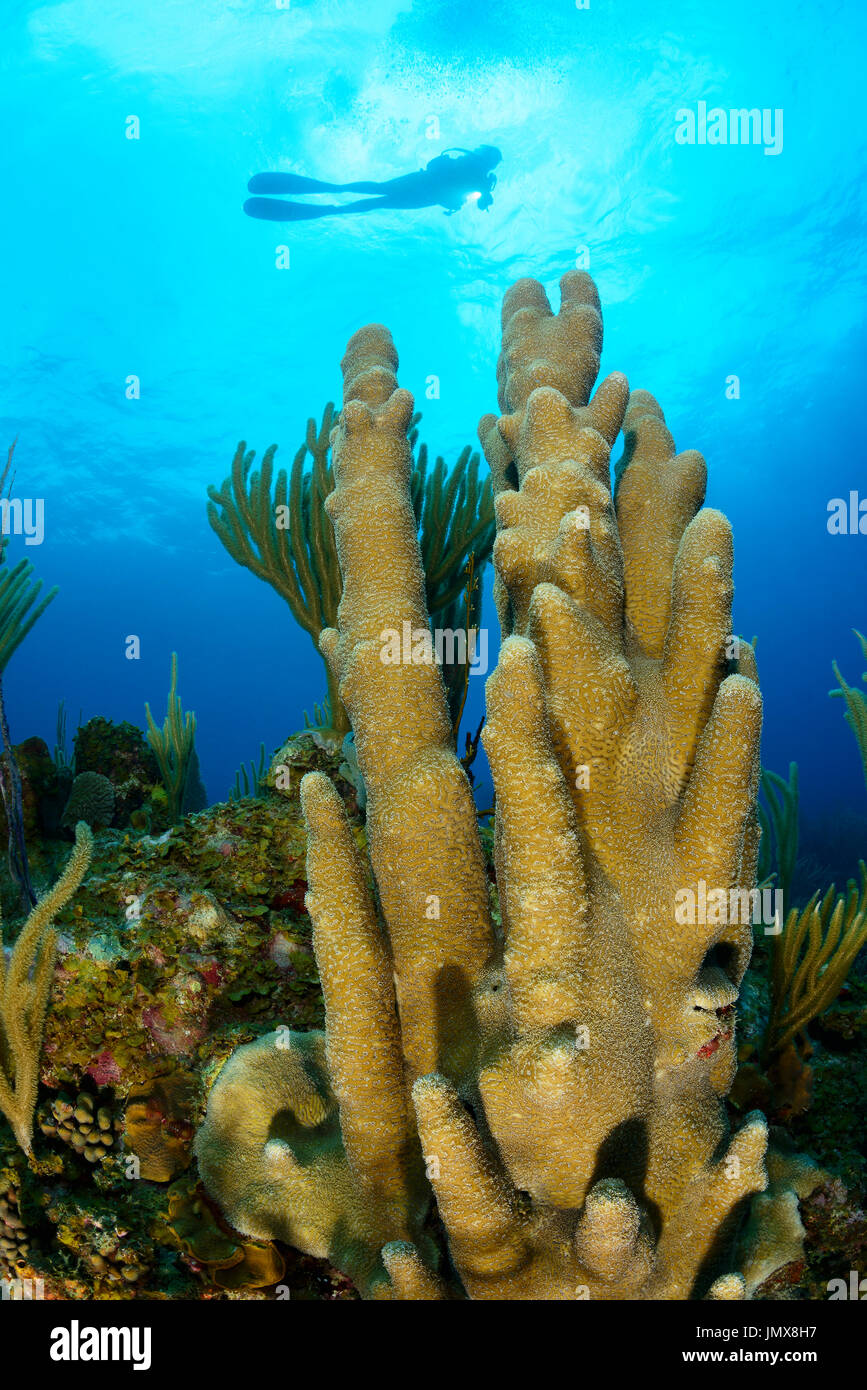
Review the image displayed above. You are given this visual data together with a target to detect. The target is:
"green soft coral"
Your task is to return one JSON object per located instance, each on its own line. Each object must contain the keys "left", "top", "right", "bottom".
{"left": 144, "top": 653, "right": 198, "bottom": 825}
{"left": 830, "top": 629, "right": 867, "bottom": 793}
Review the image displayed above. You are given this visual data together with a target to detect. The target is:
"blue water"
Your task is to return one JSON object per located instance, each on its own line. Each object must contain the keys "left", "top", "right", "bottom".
{"left": 1, "top": 0, "right": 865, "bottom": 865}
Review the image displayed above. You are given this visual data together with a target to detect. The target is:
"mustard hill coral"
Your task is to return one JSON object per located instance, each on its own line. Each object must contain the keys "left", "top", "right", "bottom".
{"left": 0, "top": 1171, "right": 31, "bottom": 1277}
{"left": 0, "top": 822, "right": 93, "bottom": 1153}
{"left": 38, "top": 1089, "right": 122, "bottom": 1163}
{"left": 197, "top": 271, "right": 796, "bottom": 1300}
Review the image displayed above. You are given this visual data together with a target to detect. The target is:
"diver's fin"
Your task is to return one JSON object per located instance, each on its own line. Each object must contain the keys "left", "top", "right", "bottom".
{"left": 247, "top": 173, "right": 343, "bottom": 194}
{"left": 244, "top": 197, "right": 339, "bottom": 222}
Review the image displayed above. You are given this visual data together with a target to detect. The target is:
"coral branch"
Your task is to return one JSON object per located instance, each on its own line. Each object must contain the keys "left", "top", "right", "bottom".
{"left": 144, "top": 653, "right": 197, "bottom": 824}
{"left": 196, "top": 271, "right": 811, "bottom": 1302}
{"left": 0, "top": 821, "right": 93, "bottom": 1153}
{"left": 208, "top": 402, "right": 495, "bottom": 734}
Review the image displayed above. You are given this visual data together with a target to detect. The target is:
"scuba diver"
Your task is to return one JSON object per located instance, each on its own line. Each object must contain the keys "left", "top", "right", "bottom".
{"left": 244, "top": 145, "right": 501, "bottom": 222}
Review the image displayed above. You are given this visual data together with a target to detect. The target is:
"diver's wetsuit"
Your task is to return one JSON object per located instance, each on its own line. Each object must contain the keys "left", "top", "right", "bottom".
{"left": 244, "top": 146, "right": 501, "bottom": 222}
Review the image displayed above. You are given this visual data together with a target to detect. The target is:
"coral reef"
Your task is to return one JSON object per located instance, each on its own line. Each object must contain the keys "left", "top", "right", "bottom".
{"left": 207, "top": 402, "right": 495, "bottom": 734}
{"left": 5, "top": 282, "right": 864, "bottom": 1306}
{"left": 265, "top": 727, "right": 364, "bottom": 816}
{"left": 74, "top": 716, "right": 157, "bottom": 784}
{"left": 765, "top": 866, "right": 867, "bottom": 1064}
{"left": 0, "top": 737, "right": 65, "bottom": 847}
{"left": 123, "top": 1074, "right": 196, "bottom": 1181}
{"left": 196, "top": 270, "right": 809, "bottom": 1300}
{"left": 61, "top": 771, "right": 115, "bottom": 830}
{"left": 195, "top": 1029, "right": 431, "bottom": 1294}
{"left": 0, "top": 1168, "right": 31, "bottom": 1277}
{"left": 0, "top": 721, "right": 169, "bottom": 851}
{"left": 732, "top": 739, "right": 867, "bottom": 1122}
{"left": 38, "top": 1089, "right": 123, "bottom": 1164}
{"left": 230, "top": 741, "right": 267, "bottom": 802}
{"left": 39, "top": 788, "right": 325, "bottom": 1098}
{"left": 733, "top": 859, "right": 867, "bottom": 1122}
{"left": 831, "top": 629, "right": 867, "bottom": 792}
{"left": 44, "top": 1178, "right": 156, "bottom": 1294}
{"left": 74, "top": 716, "right": 160, "bottom": 826}
{"left": 0, "top": 822, "right": 93, "bottom": 1152}
{"left": 757, "top": 763, "right": 799, "bottom": 901}
{"left": 0, "top": 734, "right": 361, "bottom": 1301}
{"left": 164, "top": 1171, "right": 286, "bottom": 1289}
{"left": 0, "top": 440, "right": 60, "bottom": 906}
{"left": 145, "top": 653, "right": 201, "bottom": 824}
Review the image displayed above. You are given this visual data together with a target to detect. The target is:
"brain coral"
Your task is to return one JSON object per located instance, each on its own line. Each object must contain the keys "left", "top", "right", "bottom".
{"left": 61, "top": 772, "right": 115, "bottom": 830}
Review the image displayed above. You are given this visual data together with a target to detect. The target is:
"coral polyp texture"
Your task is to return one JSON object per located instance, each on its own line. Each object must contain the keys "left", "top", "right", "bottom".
{"left": 0, "top": 822, "right": 93, "bottom": 1154}
{"left": 196, "top": 271, "right": 800, "bottom": 1300}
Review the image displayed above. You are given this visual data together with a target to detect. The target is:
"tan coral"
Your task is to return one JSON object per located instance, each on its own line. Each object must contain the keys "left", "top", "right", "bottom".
{"left": 318, "top": 326, "right": 495, "bottom": 1082}
{"left": 194, "top": 1027, "right": 433, "bottom": 1296}
{"left": 124, "top": 1073, "right": 196, "bottom": 1182}
{"left": 166, "top": 1173, "right": 286, "bottom": 1290}
{"left": 196, "top": 271, "right": 796, "bottom": 1301}
{"left": 0, "top": 822, "right": 93, "bottom": 1154}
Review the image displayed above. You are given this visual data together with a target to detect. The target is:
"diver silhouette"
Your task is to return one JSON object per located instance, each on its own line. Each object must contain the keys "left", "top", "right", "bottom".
{"left": 244, "top": 145, "right": 502, "bottom": 222}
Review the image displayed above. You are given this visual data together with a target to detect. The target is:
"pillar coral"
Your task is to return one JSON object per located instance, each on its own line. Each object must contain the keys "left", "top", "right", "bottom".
{"left": 196, "top": 271, "right": 795, "bottom": 1300}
